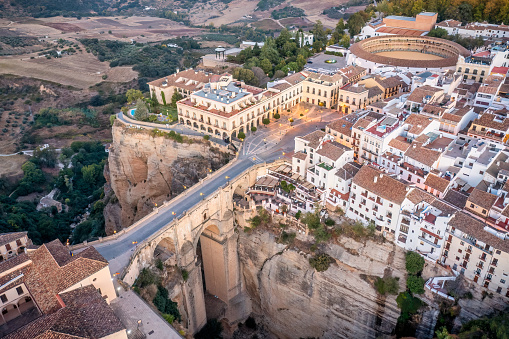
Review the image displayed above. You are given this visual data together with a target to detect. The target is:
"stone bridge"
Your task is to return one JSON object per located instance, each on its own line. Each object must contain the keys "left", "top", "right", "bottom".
{"left": 121, "top": 161, "right": 279, "bottom": 334}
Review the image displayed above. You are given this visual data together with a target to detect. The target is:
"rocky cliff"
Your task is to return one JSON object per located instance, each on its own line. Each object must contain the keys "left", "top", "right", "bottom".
{"left": 238, "top": 229, "right": 406, "bottom": 339}
{"left": 104, "top": 122, "right": 232, "bottom": 234}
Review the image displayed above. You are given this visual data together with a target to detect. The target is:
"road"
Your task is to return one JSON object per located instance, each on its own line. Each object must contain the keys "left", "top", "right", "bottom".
{"left": 93, "top": 104, "right": 341, "bottom": 270}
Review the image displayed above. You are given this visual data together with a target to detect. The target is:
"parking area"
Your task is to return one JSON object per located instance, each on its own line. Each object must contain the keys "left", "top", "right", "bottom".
{"left": 304, "top": 52, "right": 348, "bottom": 74}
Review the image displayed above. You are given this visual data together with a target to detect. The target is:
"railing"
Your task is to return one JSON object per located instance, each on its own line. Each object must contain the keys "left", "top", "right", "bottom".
{"left": 418, "top": 236, "right": 440, "bottom": 248}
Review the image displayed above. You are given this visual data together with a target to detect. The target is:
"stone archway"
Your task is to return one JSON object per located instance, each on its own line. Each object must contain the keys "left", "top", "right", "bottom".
{"left": 154, "top": 237, "right": 177, "bottom": 266}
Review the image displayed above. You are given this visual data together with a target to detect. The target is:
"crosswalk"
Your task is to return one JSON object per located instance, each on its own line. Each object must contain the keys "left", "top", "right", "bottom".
{"left": 249, "top": 155, "right": 265, "bottom": 164}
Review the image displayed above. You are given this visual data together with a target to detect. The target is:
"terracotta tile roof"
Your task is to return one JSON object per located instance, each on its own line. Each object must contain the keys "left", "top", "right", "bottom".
{"left": 406, "top": 188, "right": 436, "bottom": 204}
{"left": 375, "top": 76, "right": 403, "bottom": 89}
{"left": 431, "top": 199, "right": 458, "bottom": 216}
{"left": 293, "top": 151, "right": 307, "bottom": 160}
{"left": 353, "top": 165, "right": 408, "bottom": 204}
{"left": 0, "top": 232, "right": 27, "bottom": 247}
{"left": 405, "top": 113, "right": 433, "bottom": 135}
{"left": 405, "top": 143, "right": 441, "bottom": 168}
{"left": 317, "top": 141, "right": 351, "bottom": 161}
{"left": 343, "top": 84, "right": 368, "bottom": 93}
{"left": 368, "top": 86, "right": 383, "bottom": 98}
{"left": 6, "top": 286, "right": 124, "bottom": 339}
{"left": 299, "top": 130, "right": 326, "bottom": 149}
{"left": 443, "top": 189, "right": 469, "bottom": 209}
{"left": 424, "top": 173, "right": 450, "bottom": 193}
{"left": 353, "top": 117, "right": 373, "bottom": 130}
{"left": 388, "top": 136, "right": 411, "bottom": 152}
{"left": 26, "top": 240, "right": 109, "bottom": 314}
{"left": 406, "top": 85, "right": 443, "bottom": 104}
{"left": 449, "top": 212, "right": 509, "bottom": 252}
{"left": 466, "top": 188, "right": 497, "bottom": 211}
{"left": 335, "top": 162, "right": 360, "bottom": 181}
{"left": 148, "top": 69, "right": 212, "bottom": 89}
{"left": 472, "top": 113, "right": 509, "bottom": 132}
{"left": 327, "top": 118, "right": 353, "bottom": 137}
{"left": 422, "top": 104, "right": 446, "bottom": 117}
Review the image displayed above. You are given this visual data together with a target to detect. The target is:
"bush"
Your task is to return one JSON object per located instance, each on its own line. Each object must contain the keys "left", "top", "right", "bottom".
{"left": 203, "top": 135, "right": 210, "bottom": 140}
{"left": 406, "top": 251, "right": 425, "bottom": 275}
{"left": 324, "top": 218, "right": 335, "bottom": 226}
{"left": 273, "top": 112, "right": 280, "bottom": 119}
{"left": 251, "top": 126, "right": 257, "bottom": 132}
{"left": 156, "top": 259, "right": 164, "bottom": 271}
{"left": 375, "top": 276, "right": 400, "bottom": 295}
{"left": 248, "top": 208, "right": 271, "bottom": 228}
{"left": 309, "top": 253, "right": 333, "bottom": 272}
{"left": 262, "top": 118, "right": 270, "bottom": 125}
{"left": 238, "top": 131, "right": 246, "bottom": 139}
{"left": 136, "top": 268, "right": 158, "bottom": 288}
{"left": 396, "top": 291, "right": 423, "bottom": 316}
{"left": 295, "top": 210, "right": 301, "bottom": 220}
{"left": 406, "top": 275, "right": 425, "bottom": 294}
{"left": 181, "top": 268, "right": 189, "bottom": 281}
{"left": 279, "top": 231, "right": 296, "bottom": 244}
{"left": 153, "top": 285, "right": 181, "bottom": 322}
{"left": 162, "top": 313, "right": 175, "bottom": 324}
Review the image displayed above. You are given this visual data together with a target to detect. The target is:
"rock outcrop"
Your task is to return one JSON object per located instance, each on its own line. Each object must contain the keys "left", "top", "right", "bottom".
{"left": 104, "top": 122, "right": 232, "bottom": 234}
{"left": 238, "top": 230, "right": 406, "bottom": 339}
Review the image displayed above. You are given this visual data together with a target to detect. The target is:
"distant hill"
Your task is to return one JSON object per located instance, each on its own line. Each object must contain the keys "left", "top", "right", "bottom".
{"left": 0, "top": 0, "right": 142, "bottom": 18}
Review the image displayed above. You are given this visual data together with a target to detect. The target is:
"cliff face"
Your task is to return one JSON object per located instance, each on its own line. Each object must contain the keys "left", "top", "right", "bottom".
{"left": 238, "top": 230, "right": 406, "bottom": 339}
{"left": 104, "top": 122, "right": 231, "bottom": 234}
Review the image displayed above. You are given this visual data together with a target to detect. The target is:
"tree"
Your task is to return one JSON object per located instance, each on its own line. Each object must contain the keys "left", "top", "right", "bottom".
{"left": 110, "top": 114, "right": 116, "bottom": 126}
{"left": 121, "top": 106, "right": 128, "bottom": 115}
{"left": 238, "top": 131, "right": 246, "bottom": 140}
{"left": 251, "top": 126, "right": 257, "bottom": 132}
{"left": 134, "top": 99, "right": 149, "bottom": 121}
{"left": 405, "top": 251, "right": 425, "bottom": 275}
{"left": 339, "top": 34, "right": 350, "bottom": 48}
{"left": 274, "top": 70, "right": 286, "bottom": 79}
{"left": 262, "top": 118, "right": 270, "bottom": 125}
{"left": 274, "top": 112, "right": 280, "bottom": 119}
{"left": 171, "top": 89, "right": 183, "bottom": 107}
{"left": 427, "top": 27, "right": 449, "bottom": 39}
{"left": 126, "top": 89, "right": 144, "bottom": 104}
{"left": 406, "top": 275, "right": 425, "bottom": 294}
{"left": 161, "top": 91, "right": 167, "bottom": 106}
{"left": 151, "top": 91, "right": 159, "bottom": 110}
{"left": 33, "top": 146, "right": 57, "bottom": 168}
{"left": 82, "top": 164, "right": 101, "bottom": 185}
{"left": 435, "top": 327, "right": 453, "bottom": 339}
{"left": 233, "top": 68, "right": 258, "bottom": 86}
{"left": 301, "top": 211, "right": 321, "bottom": 230}
{"left": 309, "top": 253, "right": 332, "bottom": 272}
{"left": 252, "top": 67, "right": 269, "bottom": 87}
{"left": 260, "top": 58, "right": 272, "bottom": 74}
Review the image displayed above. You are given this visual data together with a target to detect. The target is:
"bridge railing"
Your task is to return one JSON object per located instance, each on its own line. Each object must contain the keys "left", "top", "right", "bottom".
{"left": 119, "top": 159, "right": 286, "bottom": 284}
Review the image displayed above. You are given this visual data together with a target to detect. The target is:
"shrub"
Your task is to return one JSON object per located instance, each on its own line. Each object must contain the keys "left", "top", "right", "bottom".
{"left": 405, "top": 251, "right": 425, "bottom": 275}
{"left": 248, "top": 208, "right": 271, "bottom": 227}
{"left": 274, "top": 112, "right": 280, "bottom": 119}
{"left": 181, "top": 268, "right": 189, "bottom": 281}
{"left": 375, "top": 276, "right": 400, "bottom": 295}
{"left": 279, "top": 231, "right": 296, "bottom": 244}
{"left": 251, "top": 126, "right": 257, "bottom": 132}
{"left": 324, "top": 218, "right": 335, "bottom": 226}
{"left": 153, "top": 285, "right": 182, "bottom": 322}
{"left": 136, "top": 268, "right": 158, "bottom": 288}
{"left": 301, "top": 211, "right": 321, "bottom": 230}
{"left": 406, "top": 275, "right": 425, "bottom": 294}
{"left": 162, "top": 313, "right": 175, "bottom": 324}
{"left": 396, "top": 291, "right": 423, "bottom": 316}
{"left": 156, "top": 259, "right": 164, "bottom": 271}
{"left": 313, "top": 224, "right": 331, "bottom": 243}
{"left": 309, "top": 253, "right": 333, "bottom": 272}
{"left": 295, "top": 210, "right": 301, "bottom": 220}
{"left": 203, "top": 135, "right": 210, "bottom": 140}
{"left": 238, "top": 131, "right": 246, "bottom": 139}
{"left": 262, "top": 118, "right": 270, "bottom": 125}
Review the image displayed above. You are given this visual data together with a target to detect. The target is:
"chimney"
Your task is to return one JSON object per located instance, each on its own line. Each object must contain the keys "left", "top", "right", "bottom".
{"left": 176, "top": 68, "right": 180, "bottom": 73}
{"left": 374, "top": 176, "right": 378, "bottom": 183}
{"left": 380, "top": 173, "right": 383, "bottom": 178}
{"left": 406, "top": 186, "right": 410, "bottom": 191}
{"left": 413, "top": 144, "right": 417, "bottom": 148}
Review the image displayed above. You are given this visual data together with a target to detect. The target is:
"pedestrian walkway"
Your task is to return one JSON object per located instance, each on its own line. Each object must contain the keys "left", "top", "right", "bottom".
{"left": 111, "top": 288, "right": 182, "bottom": 339}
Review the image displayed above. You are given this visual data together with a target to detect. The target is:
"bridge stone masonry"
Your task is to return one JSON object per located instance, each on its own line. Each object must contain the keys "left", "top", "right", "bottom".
{"left": 119, "top": 161, "right": 279, "bottom": 334}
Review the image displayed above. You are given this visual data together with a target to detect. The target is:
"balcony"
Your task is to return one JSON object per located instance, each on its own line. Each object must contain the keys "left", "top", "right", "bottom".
{"left": 418, "top": 236, "right": 440, "bottom": 248}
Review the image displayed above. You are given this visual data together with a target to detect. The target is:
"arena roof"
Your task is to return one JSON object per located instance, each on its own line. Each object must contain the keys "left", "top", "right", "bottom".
{"left": 349, "top": 35, "right": 470, "bottom": 69}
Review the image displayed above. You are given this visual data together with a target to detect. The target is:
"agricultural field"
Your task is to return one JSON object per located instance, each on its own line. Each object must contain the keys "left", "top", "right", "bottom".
{"left": 0, "top": 52, "right": 137, "bottom": 89}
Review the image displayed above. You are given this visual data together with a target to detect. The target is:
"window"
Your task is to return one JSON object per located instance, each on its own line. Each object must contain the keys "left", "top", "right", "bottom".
{"left": 470, "top": 203, "right": 475, "bottom": 208}
{"left": 501, "top": 279, "right": 506, "bottom": 284}
{"left": 482, "top": 209, "right": 486, "bottom": 214}
{"left": 16, "top": 286, "right": 23, "bottom": 295}
{"left": 5, "top": 244, "right": 10, "bottom": 251}
{"left": 16, "top": 239, "right": 22, "bottom": 247}
{"left": 0, "top": 294, "right": 6, "bottom": 303}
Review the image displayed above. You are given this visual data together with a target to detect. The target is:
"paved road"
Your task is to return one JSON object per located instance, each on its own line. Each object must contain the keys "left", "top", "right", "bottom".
{"left": 93, "top": 105, "right": 342, "bottom": 266}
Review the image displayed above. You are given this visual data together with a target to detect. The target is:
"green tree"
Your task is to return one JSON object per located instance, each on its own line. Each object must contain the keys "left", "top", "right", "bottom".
{"left": 151, "top": 90, "right": 159, "bottom": 109}
{"left": 171, "top": 89, "right": 183, "bottom": 107}
{"left": 260, "top": 58, "right": 272, "bottom": 74}
{"left": 238, "top": 131, "right": 246, "bottom": 140}
{"left": 110, "top": 114, "right": 116, "bottom": 126}
{"left": 406, "top": 275, "right": 425, "bottom": 294}
{"left": 161, "top": 91, "right": 167, "bottom": 106}
{"left": 33, "top": 146, "right": 57, "bottom": 168}
{"left": 309, "top": 253, "right": 332, "bottom": 272}
{"left": 301, "top": 211, "right": 321, "bottom": 230}
{"left": 81, "top": 164, "right": 101, "bottom": 185}
{"left": 134, "top": 99, "right": 149, "bottom": 121}
{"left": 251, "top": 126, "right": 257, "bottom": 132}
{"left": 233, "top": 68, "right": 258, "bottom": 86}
{"left": 405, "top": 251, "right": 425, "bottom": 275}
{"left": 126, "top": 89, "right": 144, "bottom": 104}
{"left": 436, "top": 326, "right": 453, "bottom": 339}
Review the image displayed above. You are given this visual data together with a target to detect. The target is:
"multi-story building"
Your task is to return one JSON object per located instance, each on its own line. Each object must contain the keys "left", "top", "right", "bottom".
{"left": 148, "top": 68, "right": 213, "bottom": 105}
{"left": 473, "top": 75, "right": 505, "bottom": 108}
{"left": 0, "top": 236, "right": 124, "bottom": 338}
{"left": 301, "top": 72, "right": 343, "bottom": 108}
{"left": 404, "top": 85, "right": 445, "bottom": 113}
{"left": 456, "top": 55, "right": 491, "bottom": 82}
{"left": 359, "top": 75, "right": 404, "bottom": 99}
{"left": 442, "top": 211, "right": 509, "bottom": 296}
{"left": 177, "top": 73, "right": 304, "bottom": 140}
{"left": 347, "top": 165, "right": 409, "bottom": 235}
{"left": 468, "top": 110, "right": 509, "bottom": 144}
{"left": 436, "top": 20, "right": 509, "bottom": 40}
{"left": 356, "top": 12, "right": 438, "bottom": 40}
{"left": 338, "top": 65, "right": 367, "bottom": 86}
{"left": 358, "top": 115, "right": 404, "bottom": 164}
{"left": 0, "top": 232, "right": 30, "bottom": 262}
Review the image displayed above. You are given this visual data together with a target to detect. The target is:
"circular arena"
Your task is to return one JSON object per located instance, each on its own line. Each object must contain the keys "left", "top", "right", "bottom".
{"left": 348, "top": 35, "right": 470, "bottom": 73}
